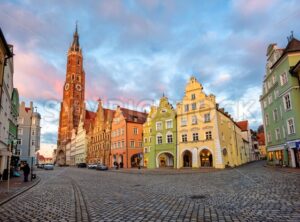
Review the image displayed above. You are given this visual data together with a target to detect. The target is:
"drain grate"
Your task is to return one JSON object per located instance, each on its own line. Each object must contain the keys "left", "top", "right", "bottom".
{"left": 190, "top": 195, "right": 206, "bottom": 200}
{"left": 134, "top": 184, "right": 142, "bottom": 187}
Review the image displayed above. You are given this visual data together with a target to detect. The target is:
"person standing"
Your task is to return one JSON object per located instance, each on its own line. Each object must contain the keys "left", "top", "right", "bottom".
{"left": 22, "top": 163, "right": 30, "bottom": 182}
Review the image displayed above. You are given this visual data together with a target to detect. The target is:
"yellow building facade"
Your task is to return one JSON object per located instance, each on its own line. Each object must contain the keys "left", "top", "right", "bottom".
{"left": 176, "top": 77, "right": 247, "bottom": 169}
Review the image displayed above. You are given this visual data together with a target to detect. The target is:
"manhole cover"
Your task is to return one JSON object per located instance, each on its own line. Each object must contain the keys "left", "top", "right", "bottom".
{"left": 190, "top": 195, "right": 206, "bottom": 200}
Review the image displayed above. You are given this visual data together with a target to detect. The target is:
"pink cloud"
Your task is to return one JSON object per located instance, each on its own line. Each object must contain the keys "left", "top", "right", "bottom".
{"left": 14, "top": 45, "right": 64, "bottom": 100}
{"left": 232, "top": 0, "right": 277, "bottom": 16}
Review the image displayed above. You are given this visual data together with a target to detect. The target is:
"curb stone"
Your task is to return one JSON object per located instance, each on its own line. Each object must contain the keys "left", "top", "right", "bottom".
{"left": 0, "top": 176, "right": 41, "bottom": 206}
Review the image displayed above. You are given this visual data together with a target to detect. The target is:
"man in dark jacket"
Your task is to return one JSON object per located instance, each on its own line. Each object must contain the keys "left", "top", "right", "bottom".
{"left": 22, "top": 163, "right": 30, "bottom": 182}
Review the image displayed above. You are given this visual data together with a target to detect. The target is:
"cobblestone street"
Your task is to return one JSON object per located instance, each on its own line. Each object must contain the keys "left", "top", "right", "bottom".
{"left": 0, "top": 161, "right": 299, "bottom": 222}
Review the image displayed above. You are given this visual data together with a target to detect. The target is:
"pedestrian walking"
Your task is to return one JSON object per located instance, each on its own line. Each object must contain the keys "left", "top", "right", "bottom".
{"left": 21, "top": 163, "right": 30, "bottom": 182}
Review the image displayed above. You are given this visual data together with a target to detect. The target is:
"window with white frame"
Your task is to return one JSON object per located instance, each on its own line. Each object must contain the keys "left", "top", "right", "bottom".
{"left": 191, "top": 103, "right": 196, "bottom": 110}
{"left": 280, "top": 72, "right": 288, "bottom": 85}
{"left": 275, "top": 128, "right": 281, "bottom": 140}
{"left": 166, "top": 120, "right": 173, "bottom": 129}
{"left": 138, "top": 141, "right": 143, "bottom": 147}
{"left": 206, "top": 131, "right": 212, "bottom": 140}
{"left": 144, "top": 147, "right": 149, "bottom": 153}
{"left": 17, "top": 139, "right": 22, "bottom": 145}
{"left": 283, "top": 93, "right": 291, "bottom": 110}
{"left": 130, "top": 141, "right": 135, "bottom": 148}
{"left": 133, "top": 128, "right": 138, "bottom": 135}
{"left": 181, "top": 117, "right": 187, "bottom": 126}
{"left": 157, "top": 135, "right": 162, "bottom": 144}
{"left": 204, "top": 113, "right": 210, "bottom": 122}
{"left": 192, "top": 133, "right": 199, "bottom": 141}
{"left": 192, "top": 115, "right": 197, "bottom": 124}
{"left": 182, "top": 134, "right": 187, "bottom": 142}
{"left": 287, "top": 118, "right": 295, "bottom": 135}
{"left": 149, "top": 137, "right": 152, "bottom": 143}
{"left": 265, "top": 114, "right": 269, "bottom": 126}
{"left": 273, "top": 109, "right": 278, "bottom": 122}
{"left": 156, "top": 122, "right": 162, "bottom": 131}
{"left": 144, "top": 137, "right": 148, "bottom": 143}
{"left": 167, "top": 133, "right": 173, "bottom": 143}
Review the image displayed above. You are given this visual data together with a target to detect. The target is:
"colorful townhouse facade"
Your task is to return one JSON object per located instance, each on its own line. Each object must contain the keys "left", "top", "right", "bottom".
{"left": 87, "top": 100, "right": 114, "bottom": 165}
{"left": 111, "top": 106, "right": 147, "bottom": 168}
{"left": 143, "top": 96, "right": 177, "bottom": 169}
{"left": 17, "top": 102, "right": 41, "bottom": 166}
{"left": 260, "top": 35, "right": 300, "bottom": 168}
{"left": 176, "top": 77, "right": 247, "bottom": 169}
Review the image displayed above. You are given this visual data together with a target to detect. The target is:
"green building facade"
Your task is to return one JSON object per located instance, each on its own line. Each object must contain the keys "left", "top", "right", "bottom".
{"left": 143, "top": 96, "right": 177, "bottom": 169}
{"left": 260, "top": 36, "right": 300, "bottom": 168}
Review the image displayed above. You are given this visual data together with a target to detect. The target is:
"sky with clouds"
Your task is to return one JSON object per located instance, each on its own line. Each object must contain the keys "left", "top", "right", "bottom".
{"left": 1, "top": 0, "right": 300, "bottom": 156}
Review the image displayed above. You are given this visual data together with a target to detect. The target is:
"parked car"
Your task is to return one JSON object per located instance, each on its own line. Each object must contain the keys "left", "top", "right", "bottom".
{"left": 77, "top": 163, "right": 87, "bottom": 168}
{"left": 44, "top": 164, "right": 54, "bottom": 170}
{"left": 37, "top": 164, "right": 44, "bottom": 169}
{"left": 96, "top": 164, "right": 108, "bottom": 171}
{"left": 87, "top": 163, "right": 97, "bottom": 169}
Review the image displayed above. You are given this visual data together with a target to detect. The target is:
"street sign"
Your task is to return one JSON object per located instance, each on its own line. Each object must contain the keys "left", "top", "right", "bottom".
{"left": 296, "top": 141, "right": 300, "bottom": 148}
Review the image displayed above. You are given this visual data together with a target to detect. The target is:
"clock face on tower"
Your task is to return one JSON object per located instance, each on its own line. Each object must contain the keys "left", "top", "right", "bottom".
{"left": 64, "top": 83, "right": 70, "bottom": 91}
{"left": 75, "top": 84, "right": 82, "bottom": 91}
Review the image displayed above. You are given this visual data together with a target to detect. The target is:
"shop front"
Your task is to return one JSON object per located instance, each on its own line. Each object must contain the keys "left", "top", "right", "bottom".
{"left": 267, "top": 146, "right": 288, "bottom": 166}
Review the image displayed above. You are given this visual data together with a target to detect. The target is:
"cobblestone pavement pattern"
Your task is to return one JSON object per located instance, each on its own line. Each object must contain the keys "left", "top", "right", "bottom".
{"left": 0, "top": 161, "right": 299, "bottom": 222}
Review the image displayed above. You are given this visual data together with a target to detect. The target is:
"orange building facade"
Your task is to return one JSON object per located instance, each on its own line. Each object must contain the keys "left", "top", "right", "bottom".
{"left": 110, "top": 106, "right": 147, "bottom": 168}
{"left": 87, "top": 100, "right": 114, "bottom": 165}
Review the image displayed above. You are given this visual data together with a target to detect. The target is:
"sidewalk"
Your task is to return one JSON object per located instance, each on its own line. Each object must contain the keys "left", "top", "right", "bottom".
{"left": 0, "top": 173, "right": 40, "bottom": 205}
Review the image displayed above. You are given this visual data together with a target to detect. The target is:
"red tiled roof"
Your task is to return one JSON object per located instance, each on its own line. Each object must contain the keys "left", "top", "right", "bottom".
{"left": 25, "top": 107, "right": 31, "bottom": 113}
{"left": 257, "top": 132, "right": 265, "bottom": 146}
{"left": 236, "top": 120, "right": 248, "bottom": 131}
{"left": 120, "top": 107, "right": 147, "bottom": 124}
{"left": 103, "top": 108, "right": 115, "bottom": 120}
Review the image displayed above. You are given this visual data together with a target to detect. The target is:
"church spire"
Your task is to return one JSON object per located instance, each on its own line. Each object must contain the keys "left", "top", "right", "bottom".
{"left": 71, "top": 21, "right": 80, "bottom": 51}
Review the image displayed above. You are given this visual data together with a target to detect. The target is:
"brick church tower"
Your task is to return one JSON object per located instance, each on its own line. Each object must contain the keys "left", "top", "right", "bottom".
{"left": 56, "top": 25, "right": 85, "bottom": 164}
